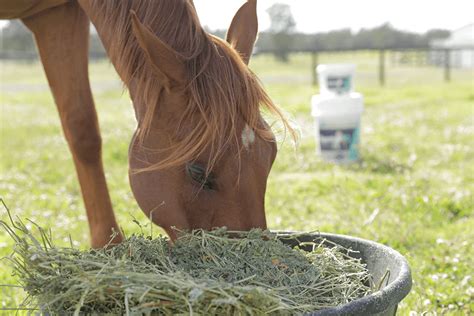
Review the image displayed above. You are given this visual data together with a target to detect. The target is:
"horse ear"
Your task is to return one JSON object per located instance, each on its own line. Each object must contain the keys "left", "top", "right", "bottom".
{"left": 226, "top": 0, "right": 258, "bottom": 65}
{"left": 130, "top": 11, "right": 186, "bottom": 85}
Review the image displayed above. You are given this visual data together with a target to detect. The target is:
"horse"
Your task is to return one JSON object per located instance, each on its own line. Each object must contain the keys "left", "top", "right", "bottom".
{"left": 0, "top": 0, "right": 292, "bottom": 248}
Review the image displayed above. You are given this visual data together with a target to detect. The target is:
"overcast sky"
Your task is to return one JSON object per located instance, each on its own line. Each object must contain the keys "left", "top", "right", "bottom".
{"left": 194, "top": 0, "right": 473, "bottom": 33}
{"left": 0, "top": 1, "right": 471, "bottom": 34}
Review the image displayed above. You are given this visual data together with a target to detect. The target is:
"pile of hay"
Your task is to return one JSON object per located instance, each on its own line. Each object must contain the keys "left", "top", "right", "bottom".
{"left": 2, "top": 216, "right": 372, "bottom": 315}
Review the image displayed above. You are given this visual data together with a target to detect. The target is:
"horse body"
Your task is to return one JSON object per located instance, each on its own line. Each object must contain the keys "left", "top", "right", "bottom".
{"left": 3, "top": 0, "right": 290, "bottom": 247}
{"left": 0, "top": 0, "right": 67, "bottom": 19}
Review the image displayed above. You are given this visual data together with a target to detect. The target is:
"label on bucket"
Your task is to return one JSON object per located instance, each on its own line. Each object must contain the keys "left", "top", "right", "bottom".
{"left": 319, "top": 127, "right": 360, "bottom": 163}
{"left": 327, "top": 76, "right": 351, "bottom": 94}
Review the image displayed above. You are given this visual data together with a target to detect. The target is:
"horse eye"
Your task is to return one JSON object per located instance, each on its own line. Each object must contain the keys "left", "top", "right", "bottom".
{"left": 186, "top": 163, "right": 216, "bottom": 190}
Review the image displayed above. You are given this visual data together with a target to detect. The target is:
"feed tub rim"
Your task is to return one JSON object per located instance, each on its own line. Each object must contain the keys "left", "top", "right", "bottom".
{"left": 275, "top": 231, "right": 412, "bottom": 316}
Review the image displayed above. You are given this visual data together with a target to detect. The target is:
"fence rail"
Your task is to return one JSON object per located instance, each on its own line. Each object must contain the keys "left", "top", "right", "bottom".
{"left": 254, "top": 47, "right": 474, "bottom": 86}
{"left": 1, "top": 47, "right": 473, "bottom": 86}
{"left": 337, "top": 48, "right": 470, "bottom": 86}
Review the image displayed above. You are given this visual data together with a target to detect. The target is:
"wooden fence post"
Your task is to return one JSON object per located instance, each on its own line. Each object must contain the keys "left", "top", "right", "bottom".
{"left": 378, "top": 49, "right": 385, "bottom": 86}
{"left": 444, "top": 49, "right": 451, "bottom": 82}
{"left": 311, "top": 52, "right": 318, "bottom": 86}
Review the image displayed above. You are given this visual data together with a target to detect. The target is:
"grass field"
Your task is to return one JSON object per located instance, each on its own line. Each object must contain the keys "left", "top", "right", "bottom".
{"left": 1, "top": 52, "right": 473, "bottom": 314}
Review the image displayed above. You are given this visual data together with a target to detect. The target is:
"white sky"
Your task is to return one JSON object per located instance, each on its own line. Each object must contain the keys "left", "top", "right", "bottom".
{"left": 0, "top": 1, "right": 472, "bottom": 34}
{"left": 194, "top": 0, "right": 474, "bottom": 33}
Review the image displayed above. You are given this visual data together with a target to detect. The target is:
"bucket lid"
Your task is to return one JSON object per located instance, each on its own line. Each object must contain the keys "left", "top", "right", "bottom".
{"left": 317, "top": 64, "right": 356, "bottom": 76}
{"left": 311, "top": 92, "right": 364, "bottom": 117}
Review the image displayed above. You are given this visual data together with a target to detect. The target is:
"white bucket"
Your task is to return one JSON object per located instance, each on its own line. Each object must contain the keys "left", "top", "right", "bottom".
{"left": 317, "top": 64, "right": 356, "bottom": 96}
{"left": 311, "top": 92, "right": 364, "bottom": 163}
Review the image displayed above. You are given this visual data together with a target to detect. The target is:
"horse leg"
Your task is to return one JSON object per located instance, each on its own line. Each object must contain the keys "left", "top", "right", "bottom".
{"left": 22, "top": 2, "right": 123, "bottom": 248}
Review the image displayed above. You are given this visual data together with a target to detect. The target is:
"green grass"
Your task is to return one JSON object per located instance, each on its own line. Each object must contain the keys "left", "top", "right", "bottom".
{"left": 1, "top": 52, "right": 473, "bottom": 314}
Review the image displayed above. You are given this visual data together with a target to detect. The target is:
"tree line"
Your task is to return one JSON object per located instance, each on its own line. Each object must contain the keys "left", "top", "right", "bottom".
{"left": 1, "top": 18, "right": 450, "bottom": 61}
{"left": 213, "top": 23, "right": 449, "bottom": 61}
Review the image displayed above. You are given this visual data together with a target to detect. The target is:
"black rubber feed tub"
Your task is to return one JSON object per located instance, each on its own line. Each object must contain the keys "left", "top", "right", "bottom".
{"left": 277, "top": 232, "right": 412, "bottom": 316}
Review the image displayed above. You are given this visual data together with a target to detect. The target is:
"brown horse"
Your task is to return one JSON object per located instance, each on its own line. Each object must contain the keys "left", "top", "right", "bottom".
{"left": 1, "top": 0, "right": 292, "bottom": 248}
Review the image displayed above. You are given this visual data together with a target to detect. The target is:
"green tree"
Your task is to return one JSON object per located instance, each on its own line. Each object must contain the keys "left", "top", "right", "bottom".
{"left": 0, "top": 20, "right": 35, "bottom": 53}
{"left": 266, "top": 3, "right": 296, "bottom": 62}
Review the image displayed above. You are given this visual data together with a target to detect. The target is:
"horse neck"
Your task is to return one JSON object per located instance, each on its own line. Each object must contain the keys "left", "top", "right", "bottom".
{"left": 78, "top": 2, "right": 122, "bottom": 78}
{"left": 79, "top": 1, "right": 200, "bottom": 124}
{"left": 78, "top": 1, "right": 154, "bottom": 122}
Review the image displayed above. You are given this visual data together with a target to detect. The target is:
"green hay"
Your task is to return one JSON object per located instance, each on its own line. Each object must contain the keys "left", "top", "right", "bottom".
{"left": 1, "top": 215, "right": 372, "bottom": 315}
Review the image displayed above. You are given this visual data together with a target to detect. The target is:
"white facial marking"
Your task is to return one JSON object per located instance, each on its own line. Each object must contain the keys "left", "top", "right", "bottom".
{"left": 241, "top": 124, "right": 255, "bottom": 150}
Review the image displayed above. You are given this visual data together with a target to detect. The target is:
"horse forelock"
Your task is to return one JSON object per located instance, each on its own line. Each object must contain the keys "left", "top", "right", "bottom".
{"left": 91, "top": 0, "right": 293, "bottom": 173}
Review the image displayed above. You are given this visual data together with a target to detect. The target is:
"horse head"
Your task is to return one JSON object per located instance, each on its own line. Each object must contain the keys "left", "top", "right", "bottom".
{"left": 124, "top": 0, "right": 290, "bottom": 239}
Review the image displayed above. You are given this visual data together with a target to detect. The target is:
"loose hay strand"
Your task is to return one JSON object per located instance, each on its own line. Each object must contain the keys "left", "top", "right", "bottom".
{"left": 1, "top": 211, "right": 372, "bottom": 315}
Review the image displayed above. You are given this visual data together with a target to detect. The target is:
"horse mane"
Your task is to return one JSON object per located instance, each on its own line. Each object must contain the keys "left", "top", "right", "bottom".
{"left": 90, "top": 0, "right": 294, "bottom": 173}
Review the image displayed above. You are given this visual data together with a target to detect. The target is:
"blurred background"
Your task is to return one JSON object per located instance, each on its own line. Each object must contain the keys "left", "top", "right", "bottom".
{"left": 0, "top": 1, "right": 473, "bottom": 315}
{"left": 1, "top": 1, "right": 473, "bottom": 82}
